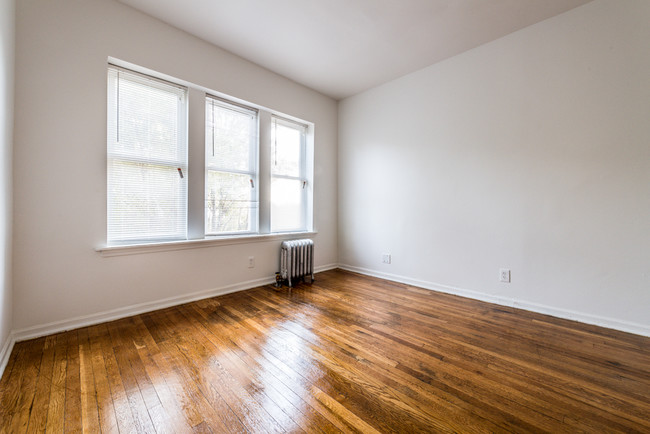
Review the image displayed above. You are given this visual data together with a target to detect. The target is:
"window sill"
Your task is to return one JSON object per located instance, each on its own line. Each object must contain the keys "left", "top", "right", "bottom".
{"left": 96, "top": 231, "right": 318, "bottom": 257}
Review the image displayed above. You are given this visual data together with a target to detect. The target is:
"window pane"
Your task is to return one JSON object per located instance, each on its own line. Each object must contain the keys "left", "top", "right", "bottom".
{"left": 107, "top": 67, "right": 187, "bottom": 244}
{"left": 205, "top": 97, "right": 258, "bottom": 235}
{"left": 109, "top": 71, "right": 184, "bottom": 162}
{"left": 272, "top": 122, "right": 302, "bottom": 177}
{"left": 206, "top": 100, "right": 256, "bottom": 172}
{"left": 271, "top": 178, "right": 304, "bottom": 232}
{"left": 108, "top": 160, "right": 186, "bottom": 241}
{"left": 206, "top": 170, "right": 256, "bottom": 234}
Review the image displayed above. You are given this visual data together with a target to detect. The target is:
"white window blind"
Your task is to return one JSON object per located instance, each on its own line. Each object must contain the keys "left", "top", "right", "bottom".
{"left": 205, "top": 96, "right": 258, "bottom": 235}
{"left": 271, "top": 116, "right": 307, "bottom": 232}
{"left": 107, "top": 66, "right": 188, "bottom": 244}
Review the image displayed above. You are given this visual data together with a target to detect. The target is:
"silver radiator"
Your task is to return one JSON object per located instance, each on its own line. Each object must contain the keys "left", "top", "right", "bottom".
{"left": 279, "top": 239, "right": 314, "bottom": 287}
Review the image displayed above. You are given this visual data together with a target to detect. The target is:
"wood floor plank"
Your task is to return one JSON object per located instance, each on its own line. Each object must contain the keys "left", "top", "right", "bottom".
{"left": 25, "top": 335, "right": 56, "bottom": 433}
{"left": 308, "top": 272, "right": 648, "bottom": 412}
{"left": 78, "top": 328, "right": 101, "bottom": 433}
{"left": 44, "top": 334, "right": 68, "bottom": 433}
{"left": 63, "top": 331, "right": 82, "bottom": 433}
{"left": 120, "top": 314, "right": 195, "bottom": 434}
{"left": 248, "top": 290, "right": 536, "bottom": 432}
{"left": 1, "top": 269, "right": 649, "bottom": 433}
{"left": 126, "top": 316, "right": 199, "bottom": 433}
{"left": 229, "top": 301, "right": 496, "bottom": 433}
{"left": 159, "top": 307, "right": 287, "bottom": 433}
{"left": 171, "top": 305, "right": 307, "bottom": 433}
{"left": 186, "top": 302, "right": 352, "bottom": 433}
{"left": 0, "top": 341, "right": 37, "bottom": 433}
{"left": 9, "top": 338, "right": 46, "bottom": 433}
{"left": 105, "top": 320, "right": 158, "bottom": 434}
{"left": 0, "top": 341, "right": 27, "bottom": 432}
{"left": 138, "top": 312, "right": 243, "bottom": 432}
{"left": 87, "top": 325, "right": 120, "bottom": 434}
{"left": 233, "top": 300, "right": 479, "bottom": 432}
{"left": 343, "top": 279, "right": 650, "bottom": 430}
{"left": 181, "top": 302, "right": 341, "bottom": 434}
{"left": 270, "top": 289, "right": 632, "bottom": 432}
{"left": 95, "top": 322, "right": 140, "bottom": 434}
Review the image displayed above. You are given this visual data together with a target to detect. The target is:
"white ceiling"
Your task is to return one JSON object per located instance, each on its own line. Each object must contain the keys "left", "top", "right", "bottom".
{"left": 118, "top": 0, "right": 593, "bottom": 100}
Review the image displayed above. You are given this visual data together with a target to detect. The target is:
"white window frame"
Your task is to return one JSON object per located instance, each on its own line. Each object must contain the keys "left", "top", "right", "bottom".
{"left": 270, "top": 116, "right": 309, "bottom": 233}
{"left": 205, "top": 96, "right": 259, "bottom": 236}
{"left": 106, "top": 65, "right": 188, "bottom": 245}
{"left": 102, "top": 60, "right": 314, "bottom": 253}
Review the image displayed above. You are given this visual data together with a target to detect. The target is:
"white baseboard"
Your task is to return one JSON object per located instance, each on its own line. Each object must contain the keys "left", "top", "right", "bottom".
{"left": 0, "top": 332, "right": 16, "bottom": 379}
{"left": 339, "top": 264, "right": 650, "bottom": 338}
{"left": 314, "top": 263, "right": 339, "bottom": 274}
{"left": 8, "top": 259, "right": 644, "bottom": 378}
{"left": 12, "top": 264, "right": 339, "bottom": 343}
{"left": 12, "top": 277, "right": 272, "bottom": 342}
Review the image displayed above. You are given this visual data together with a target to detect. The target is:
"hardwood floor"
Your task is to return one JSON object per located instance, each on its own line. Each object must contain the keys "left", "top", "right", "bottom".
{"left": 1, "top": 269, "right": 649, "bottom": 433}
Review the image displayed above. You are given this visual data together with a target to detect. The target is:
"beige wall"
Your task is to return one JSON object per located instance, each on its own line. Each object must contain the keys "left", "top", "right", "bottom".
{"left": 12, "top": 0, "right": 338, "bottom": 331}
{"left": 339, "top": 0, "right": 650, "bottom": 335}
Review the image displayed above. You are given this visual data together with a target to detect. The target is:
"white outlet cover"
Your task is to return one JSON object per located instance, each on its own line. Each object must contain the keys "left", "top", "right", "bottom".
{"left": 500, "top": 268, "right": 511, "bottom": 283}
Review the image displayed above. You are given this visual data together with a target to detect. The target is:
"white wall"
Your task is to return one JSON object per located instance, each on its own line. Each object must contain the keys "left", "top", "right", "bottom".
{"left": 339, "top": 0, "right": 650, "bottom": 335}
{"left": 13, "top": 0, "right": 338, "bottom": 332}
{"left": 0, "top": 0, "right": 14, "bottom": 352}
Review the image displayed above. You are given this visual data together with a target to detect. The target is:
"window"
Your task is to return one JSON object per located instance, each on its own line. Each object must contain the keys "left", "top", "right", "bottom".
{"left": 105, "top": 62, "right": 313, "bottom": 248}
{"left": 107, "top": 66, "right": 188, "bottom": 244}
{"left": 205, "top": 97, "right": 258, "bottom": 235}
{"left": 271, "top": 117, "right": 308, "bottom": 232}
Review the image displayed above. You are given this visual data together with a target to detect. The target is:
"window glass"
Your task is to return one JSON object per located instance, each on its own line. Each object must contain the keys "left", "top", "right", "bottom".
{"left": 106, "top": 63, "right": 313, "bottom": 247}
{"left": 107, "top": 67, "right": 187, "bottom": 243}
{"left": 271, "top": 117, "right": 307, "bottom": 232}
{"left": 205, "top": 97, "right": 258, "bottom": 235}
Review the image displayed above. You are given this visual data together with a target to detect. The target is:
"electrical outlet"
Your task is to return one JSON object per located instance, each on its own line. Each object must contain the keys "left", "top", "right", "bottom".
{"left": 500, "top": 268, "right": 511, "bottom": 283}
{"left": 382, "top": 253, "right": 391, "bottom": 264}
{"left": 248, "top": 256, "right": 255, "bottom": 268}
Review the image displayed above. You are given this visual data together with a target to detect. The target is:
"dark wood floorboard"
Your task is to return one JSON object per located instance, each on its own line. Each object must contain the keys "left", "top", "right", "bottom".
{"left": 1, "top": 269, "right": 649, "bottom": 433}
